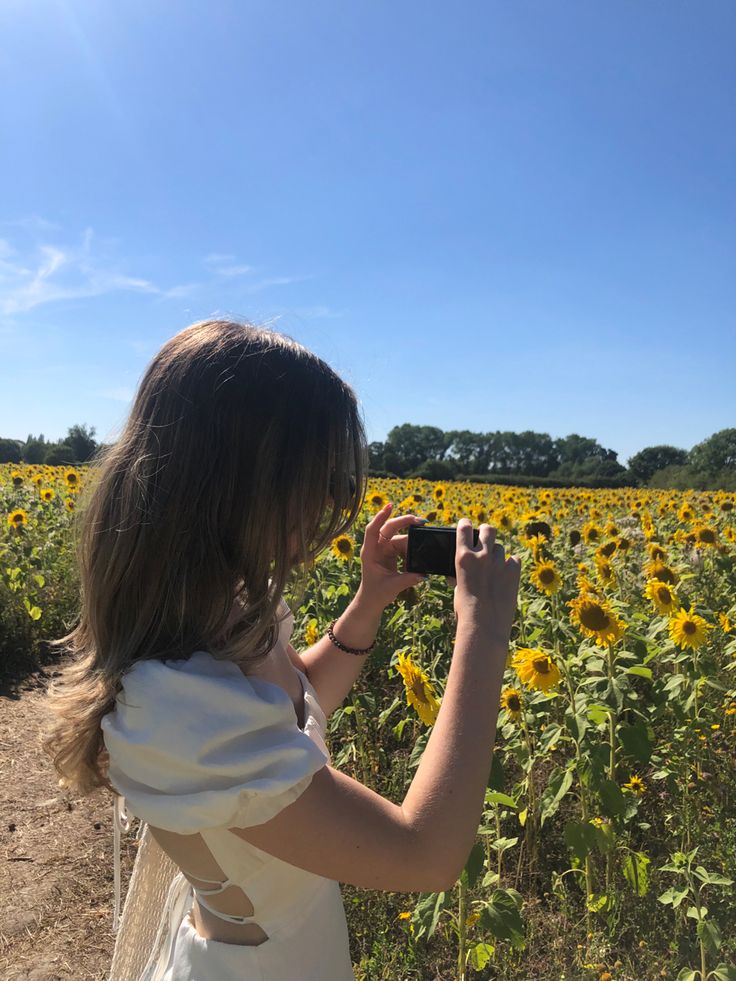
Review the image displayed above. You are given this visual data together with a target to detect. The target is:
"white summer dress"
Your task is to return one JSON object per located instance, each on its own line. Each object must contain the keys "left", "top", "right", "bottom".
{"left": 100, "top": 598, "right": 355, "bottom": 981}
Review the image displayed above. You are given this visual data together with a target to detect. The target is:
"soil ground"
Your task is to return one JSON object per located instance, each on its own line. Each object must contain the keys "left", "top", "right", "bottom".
{"left": 0, "top": 656, "right": 135, "bottom": 980}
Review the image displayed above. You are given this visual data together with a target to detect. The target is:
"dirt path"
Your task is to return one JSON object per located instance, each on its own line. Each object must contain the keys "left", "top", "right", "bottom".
{"left": 0, "top": 660, "right": 136, "bottom": 980}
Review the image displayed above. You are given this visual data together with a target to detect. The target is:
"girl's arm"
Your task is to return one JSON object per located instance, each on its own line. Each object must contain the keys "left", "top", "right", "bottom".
{"left": 290, "top": 588, "right": 382, "bottom": 718}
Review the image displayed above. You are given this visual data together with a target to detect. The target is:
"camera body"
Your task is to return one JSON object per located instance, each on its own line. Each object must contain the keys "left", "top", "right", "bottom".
{"left": 406, "top": 524, "right": 480, "bottom": 578}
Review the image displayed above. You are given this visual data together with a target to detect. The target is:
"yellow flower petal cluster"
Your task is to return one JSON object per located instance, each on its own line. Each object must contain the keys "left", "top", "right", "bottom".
{"left": 644, "top": 578, "right": 680, "bottom": 616}
{"left": 530, "top": 559, "right": 563, "bottom": 596}
{"left": 668, "top": 607, "right": 712, "bottom": 651}
{"left": 511, "top": 648, "right": 561, "bottom": 692}
{"left": 500, "top": 686, "right": 524, "bottom": 721}
{"left": 623, "top": 775, "right": 646, "bottom": 796}
{"left": 568, "top": 592, "right": 626, "bottom": 647}
{"left": 304, "top": 618, "right": 321, "bottom": 647}
{"left": 394, "top": 651, "right": 441, "bottom": 726}
{"left": 330, "top": 534, "right": 355, "bottom": 561}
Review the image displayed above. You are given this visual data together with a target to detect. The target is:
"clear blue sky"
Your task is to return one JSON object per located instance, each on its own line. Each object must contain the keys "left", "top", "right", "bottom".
{"left": 1, "top": 1, "right": 734, "bottom": 466}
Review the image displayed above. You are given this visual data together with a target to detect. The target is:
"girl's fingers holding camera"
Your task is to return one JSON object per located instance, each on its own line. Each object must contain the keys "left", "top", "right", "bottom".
{"left": 456, "top": 517, "right": 473, "bottom": 549}
{"left": 477, "top": 523, "right": 497, "bottom": 551}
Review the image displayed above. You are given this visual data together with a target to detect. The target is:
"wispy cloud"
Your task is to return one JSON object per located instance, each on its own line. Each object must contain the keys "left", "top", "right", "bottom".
{"left": 201, "top": 253, "right": 310, "bottom": 289}
{"left": 0, "top": 225, "right": 190, "bottom": 315}
{"left": 0, "top": 221, "right": 317, "bottom": 319}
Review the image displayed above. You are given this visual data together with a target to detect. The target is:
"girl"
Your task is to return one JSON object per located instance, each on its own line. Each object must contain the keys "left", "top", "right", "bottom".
{"left": 41, "top": 319, "right": 521, "bottom": 980}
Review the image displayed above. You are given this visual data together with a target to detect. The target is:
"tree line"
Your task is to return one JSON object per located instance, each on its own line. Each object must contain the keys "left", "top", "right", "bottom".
{"left": 1, "top": 423, "right": 734, "bottom": 491}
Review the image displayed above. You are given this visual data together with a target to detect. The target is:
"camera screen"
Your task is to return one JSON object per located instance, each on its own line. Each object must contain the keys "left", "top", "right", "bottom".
{"left": 411, "top": 529, "right": 455, "bottom": 572}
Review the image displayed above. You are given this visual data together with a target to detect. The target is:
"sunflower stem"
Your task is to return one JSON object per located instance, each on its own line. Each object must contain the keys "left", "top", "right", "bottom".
{"left": 520, "top": 714, "right": 539, "bottom": 887}
{"left": 558, "top": 656, "right": 596, "bottom": 915}
{"left": 457, "top": 875, "right": 467, "bottom": 981}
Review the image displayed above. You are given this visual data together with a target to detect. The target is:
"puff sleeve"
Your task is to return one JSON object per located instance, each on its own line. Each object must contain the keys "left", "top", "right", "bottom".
{"left": 101, "top": 648, "right": 329, "bottom": 836}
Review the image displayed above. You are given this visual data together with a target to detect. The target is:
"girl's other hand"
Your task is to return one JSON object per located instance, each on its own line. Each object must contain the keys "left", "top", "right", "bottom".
{"left": 358, "top": 502, "right": 428, "bottom": 611}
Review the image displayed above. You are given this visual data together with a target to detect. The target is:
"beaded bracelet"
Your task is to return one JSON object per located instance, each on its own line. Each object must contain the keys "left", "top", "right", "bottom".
{"left": 327, "top": 618, "right": 376, "bottom": 655}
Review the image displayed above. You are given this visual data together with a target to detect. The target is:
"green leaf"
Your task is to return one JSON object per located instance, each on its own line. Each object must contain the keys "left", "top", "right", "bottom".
{"left": 539, "top": 765, "right": 574, "bottom": 826}
{"left": 540, "top": 723, "right": 564, "bottom": 752}
{"left": 33, "top": 573, "right": 45, "bottom": 588}
{"left": 625, "top": 665, "right": 653, "bottom": 680}
{"left": 698, "top": 918, "right": 722, "bottom": 955}
{"left": 598, "top": 778, "right": 627, "bottom": 818}
{"left": 467, "top": 943, "right": 495, "bottom": 971}
{"left": 487, "top": 792, "right": 517, "bottom": 809}
{"left": 479, "top": 888, "right": 525, "bottom": 949}
{"left": 411, "top": 891, "right": 451, "bottom": 941}
{"left": 564, "top": 820, "right": 598, "bottom": 862}
{"left": 693, "top": 867, "right": 734, "bottom": 887}
{"left": 518, "top": 807, "right": 528, "bottom": 827}
{"left": 618, "top": 722, "right": 655, "bottom": 765}
{"left": 462, "top": 842, "right": 486, "bottom": 890}
{"left": 586, "top": 892, "right": 611, "bottom": 912}
{"left": 658, "top": 886, "right": 690, "bottom": 909}
{"left": 564, "top": 710, "right": 588, "bottom": 742}
{"left": 487, "top": 751, "right": 505, "bottom": 791}
{"left": 687, "top": 905, "right": 708, "bottom": 920}
{"left": 675, "top": 970, "right": 699, "bottom": 981}
{"left": 587, "top": 703, "right": 610, "bottom": 726}
{"left": 709, "top": 964, "right": 736, "bottom": 981}
{"left": 622, "top": 851, "right": 650, "bottom": 896}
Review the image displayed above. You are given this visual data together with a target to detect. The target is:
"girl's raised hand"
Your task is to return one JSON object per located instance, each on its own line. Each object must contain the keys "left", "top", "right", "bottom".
{"left": 357, "top": 502, "right": 428, "bottom": 611}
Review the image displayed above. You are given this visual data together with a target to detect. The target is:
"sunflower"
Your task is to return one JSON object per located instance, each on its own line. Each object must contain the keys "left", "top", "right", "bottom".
{"left": 11, "top": 470, "right": 24, "bottom": 487}
{"left": 40, "top": 488, "right": 55, "bottom": 502}
{"left": 644, "top": 560, "right": 678, "bottom": 586}
{"left": 718, "top": 612, "right": 734, "bottom": 634}
{"left": 644, "top": 578, "right": 680, "bottom": 616}
{"left": 581, "top": 521, "right": 602, "bottom": 544}
{"left": 668, "top": 607, "right": 712, "bottom": 651}
{"left": 622, "top": 775, "right": 646, "bottom": 796}
{"left": 330, "top": 534, "right": 355, "bottom": 561}
{"left": 568, "top": 592, "right": 626, "bottom": 647}
{"left": 394, "top": 651, "right": 441, "bottom": 726}
{"left": 64, "top": 469, "right": 80, "bottom": 489}
{"left": 7, "top": 508, "right": 28, "bottom": 528}
{"left": 366, "top": 491, "right": 389, "bottom": 512}
{"left": 64, "top": 497, "right": 76, "bottom": 512}
{"left": 304, "top": 618, "right": 321, "bottom": 647}
{"left": 492, "top": 509, "right": 515, "bottom": 532}
{"left": 647, "top": 542, "right": 667, "bottom": 562}
{"left": 530, "top": 559, "right": 563, "bottom": 596}
{"left": 596, "top": 539, "right": 618, "bottom": 560}
{"left": 594, "top": 556, "right": 617, "bottom": 589}
{"left": 511, "top": 648, "right": 561, "bottom": 692}
{"left": 692, "top": 525, "right": 719, "bottom": 548}
{"left": 432, "top": 483, "right": 447, "bottom": 503}
{"left": 500, "top": 686, "right": 523, "bottom": 721}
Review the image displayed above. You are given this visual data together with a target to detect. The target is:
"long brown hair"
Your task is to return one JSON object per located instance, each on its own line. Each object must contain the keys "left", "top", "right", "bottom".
{"left": 40, "top": 319, "right": 368, "bottom": 795}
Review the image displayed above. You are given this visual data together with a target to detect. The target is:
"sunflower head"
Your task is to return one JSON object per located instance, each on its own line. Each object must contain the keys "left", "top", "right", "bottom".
{"left": 500, "top": 686, "right": 523, "bottom": 721}
{"left": 330, "top": 534, "right": 355, "bottom": 561}
{"left": 668, "top": 607, "right": 712, "bottom": 651}
{"left": 623, "top": 775, "right": 646, "bottom": 796}
{"left": 568, "top": 592, "right": 626, "bottom": 647}
{"left": 8, "top": 508, "right": 28, "bottom": 528}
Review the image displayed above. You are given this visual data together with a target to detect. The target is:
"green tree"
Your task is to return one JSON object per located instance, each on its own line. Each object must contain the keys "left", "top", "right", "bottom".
{"left": 22, "top": 433, "right": 48, "bottom": 464}
{"left": 64, "top": 423, "right": 99, "bottom": 463}
{"left": 0, "top": 438, "right": 23, "bottom": 464}
{"left": 627, "top": 445, "right": 688, "bottom": 485}
{"left": 689, "top": 428, "right": 736, "bottom": 476}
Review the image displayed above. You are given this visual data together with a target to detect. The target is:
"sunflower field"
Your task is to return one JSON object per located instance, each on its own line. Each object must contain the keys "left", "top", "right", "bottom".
{"left": 3, "top": 465, "right": 736, "bottom": 980}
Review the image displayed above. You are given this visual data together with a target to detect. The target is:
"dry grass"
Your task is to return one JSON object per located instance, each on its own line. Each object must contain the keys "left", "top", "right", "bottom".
{"left": 0, "top": 659, "right": 136, "bottom": 980}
